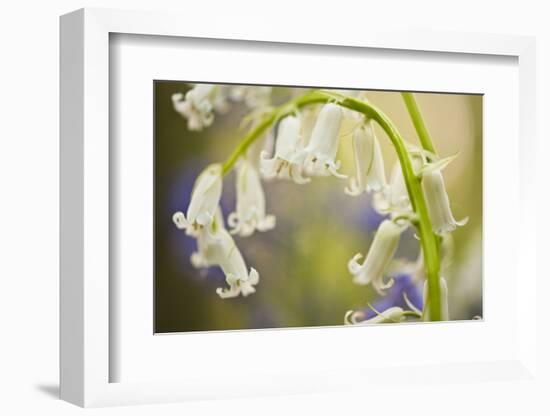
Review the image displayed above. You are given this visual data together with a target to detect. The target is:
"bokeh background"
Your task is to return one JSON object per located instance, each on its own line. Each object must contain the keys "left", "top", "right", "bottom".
{"left": 154, "top": 82, "right": 482, "bottom": 333}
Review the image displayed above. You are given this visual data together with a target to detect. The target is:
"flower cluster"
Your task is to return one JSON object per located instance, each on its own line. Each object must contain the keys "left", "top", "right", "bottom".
{"left": 172, "top": 163, "right": 264, "bottom": 298}
{"left": 345, "top": 143, "right": 467, "bottom": 323}
{"left": 173, "top": 101, "right": 352, "bottom": 298}
{"left": 172, "top": 88, "right": 467, "bottom": 323}
{"left": 172, "top": 84, "right": 272, "bottom": 131}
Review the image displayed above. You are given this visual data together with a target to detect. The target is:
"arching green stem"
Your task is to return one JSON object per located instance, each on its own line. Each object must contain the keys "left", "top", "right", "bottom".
{"left": 220, "top": 90, "right": 442, "bottom": 321}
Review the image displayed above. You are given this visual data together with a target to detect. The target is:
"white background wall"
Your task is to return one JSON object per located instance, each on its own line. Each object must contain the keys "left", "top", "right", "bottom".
{"left": 1, "top": 0, "right": 548, "bottom": 414}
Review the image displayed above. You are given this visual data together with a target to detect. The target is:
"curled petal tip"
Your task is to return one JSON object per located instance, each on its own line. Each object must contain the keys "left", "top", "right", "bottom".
{"left": 248, "top": 268, "right": 260, "bottom": 284}
{"left": 327, "top": 165, "right": 347, "bottom": 179}
{"left": 344, "top": 179, "right": 362, "bottom": 196}
{"left": 347, "top": 253, "right": 364, "bottom": 274}
{"left": 456, "top": 216, "right": 469, "bottom": 226}
{"left": 172, "top": 212, "right": 188, "bottom": 229}
{"left": 257, "top": 215, "right": 276, "bottom": 231}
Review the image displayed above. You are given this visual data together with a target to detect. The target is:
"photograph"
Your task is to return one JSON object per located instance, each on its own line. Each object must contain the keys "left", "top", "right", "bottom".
{"left": 154, "top": 82, "right": 483, "bottom": 333}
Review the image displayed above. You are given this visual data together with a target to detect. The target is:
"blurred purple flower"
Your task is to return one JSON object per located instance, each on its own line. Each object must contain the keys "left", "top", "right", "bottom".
{"left": 363, "top": 196, "right": 390, "bottom": 231}
{"left": 324, "top": 190, "right": 389, "bottom": 233}
{"left": 362, "top": 274, "right": 422, "bottom": 319}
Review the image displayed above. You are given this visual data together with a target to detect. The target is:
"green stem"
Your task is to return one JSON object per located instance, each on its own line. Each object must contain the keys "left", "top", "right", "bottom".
{"left": 403, "top": 311, "right": 422, "bottom": 318}
{"left": 401, "top": 92, "right": 437, "bottom": 156}
{"left": 220, "top": 90, "right": 442, "bottom": 321}
{"left": 402, "top": 92, "right": 444, "bottom": 321}
{"left": 221, "top": 113, "right": 276, "bottom": 175}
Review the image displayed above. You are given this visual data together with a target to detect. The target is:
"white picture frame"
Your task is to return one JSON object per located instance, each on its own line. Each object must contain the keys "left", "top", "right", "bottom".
{"left": 60, "top": 7, "right": 538, "bottom": 407}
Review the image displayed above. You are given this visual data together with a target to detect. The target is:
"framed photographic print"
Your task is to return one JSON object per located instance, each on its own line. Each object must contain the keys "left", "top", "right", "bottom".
{"left": 60, "top": 7, "right": 538, "bottom": 408}
{"left": 154, "top": 81, "right": 481, "bottom": 333}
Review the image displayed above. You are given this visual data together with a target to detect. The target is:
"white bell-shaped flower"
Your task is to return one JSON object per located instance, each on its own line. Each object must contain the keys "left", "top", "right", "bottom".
{"left": 345, "top": 306, "right": 405, "bottom": 325}
{"left": 260, "top": 115, "right": 310, "bottom": 184}
{"left": 422, "top": 169, "right": 468, "bottom": 235}
{"left": 373, "top": 160, "right": 413, "bottom": 215}
{"left": 210, "top": 85, "right": 232, "bottom": 113}
{"left": 228, "top": 158, "right": 276, "bottom": 237}
{"left": 300, "top": 103, "right": 346, "bottom": 178}
{"left": 345, "top": 121, "right": 387, "bottom": 196}
{"left": 229, "top": 86, "right": 272, "bottom": 109}
{"left": 172, "top": 164, "right": 223, "bottom": 237}
{"left": 348, "top": 219, "right": 406, "bottom": 294}
{"left": 423, "top": 277, "right": 449, "bottom": 321}
{"left": 208, "top": 229, "right": 259, "bottom": 299}
{"left": 172, "top": 84, "right": 217, "bottom": 131}
{"left": 372, "top": 151, "right": 431, "bottom": 216}
{"left": 187, "top": 207, "right": 226, "bottom": 269}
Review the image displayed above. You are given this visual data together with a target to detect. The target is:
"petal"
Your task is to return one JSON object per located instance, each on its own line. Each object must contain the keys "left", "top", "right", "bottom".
{"left": 216, "top": 286, "right": 240, "bottom": 299}
{"left": 172, "top": 211, "right": 189, "bottom": 229}
{"left": 324, "top": 159, "right": 347, "bottom": 179}
{"left": 195, "top": 210, "right": 214, "bottom": 227}
{"left": 240, "top": 283, "right": 256, "bottom": 297}
{"left": 455, "top": 216, "right": 469, "bottom": 227}
{"left": 190, "top": 252, "right": 209, "bottom": 269}
{"left": 422, "top": 170, "right": 466, "bottom": 235}
{"left": 257, "top": 215, "right": 276, "bottom": 231}
{"left": 259, "top": 152, "right": 279, "bottom": 179}
{"left": 372, "top": 191, "right": 391, "bottom": 214}
{"left": 347, "top": 253, "right": 364, "bottom": 275}
{"left": 227, "top": 212, "right": 240, "bottom": 228}
{"left": 345, "top": 178, "right": 362, "bottom": 196}
{"left": 344, "top": 310, "right": 366, "bottom": 325}
{"left": 248, "top": 267, "right": 260, "bottom": 285}
{"left": 288, "top": 164, "right": 311, "bottom": 184}
{"left": 356, "top": 306, "right": 405, "bottom": 325}
{"left": 307, "top": 103, "right": 343, "bottom": 157}
{"left": 274, "top": 115, "right": 302, "bottom": 160}
{"left": 374, "top": 276, "right": 395, "bottom": 296}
